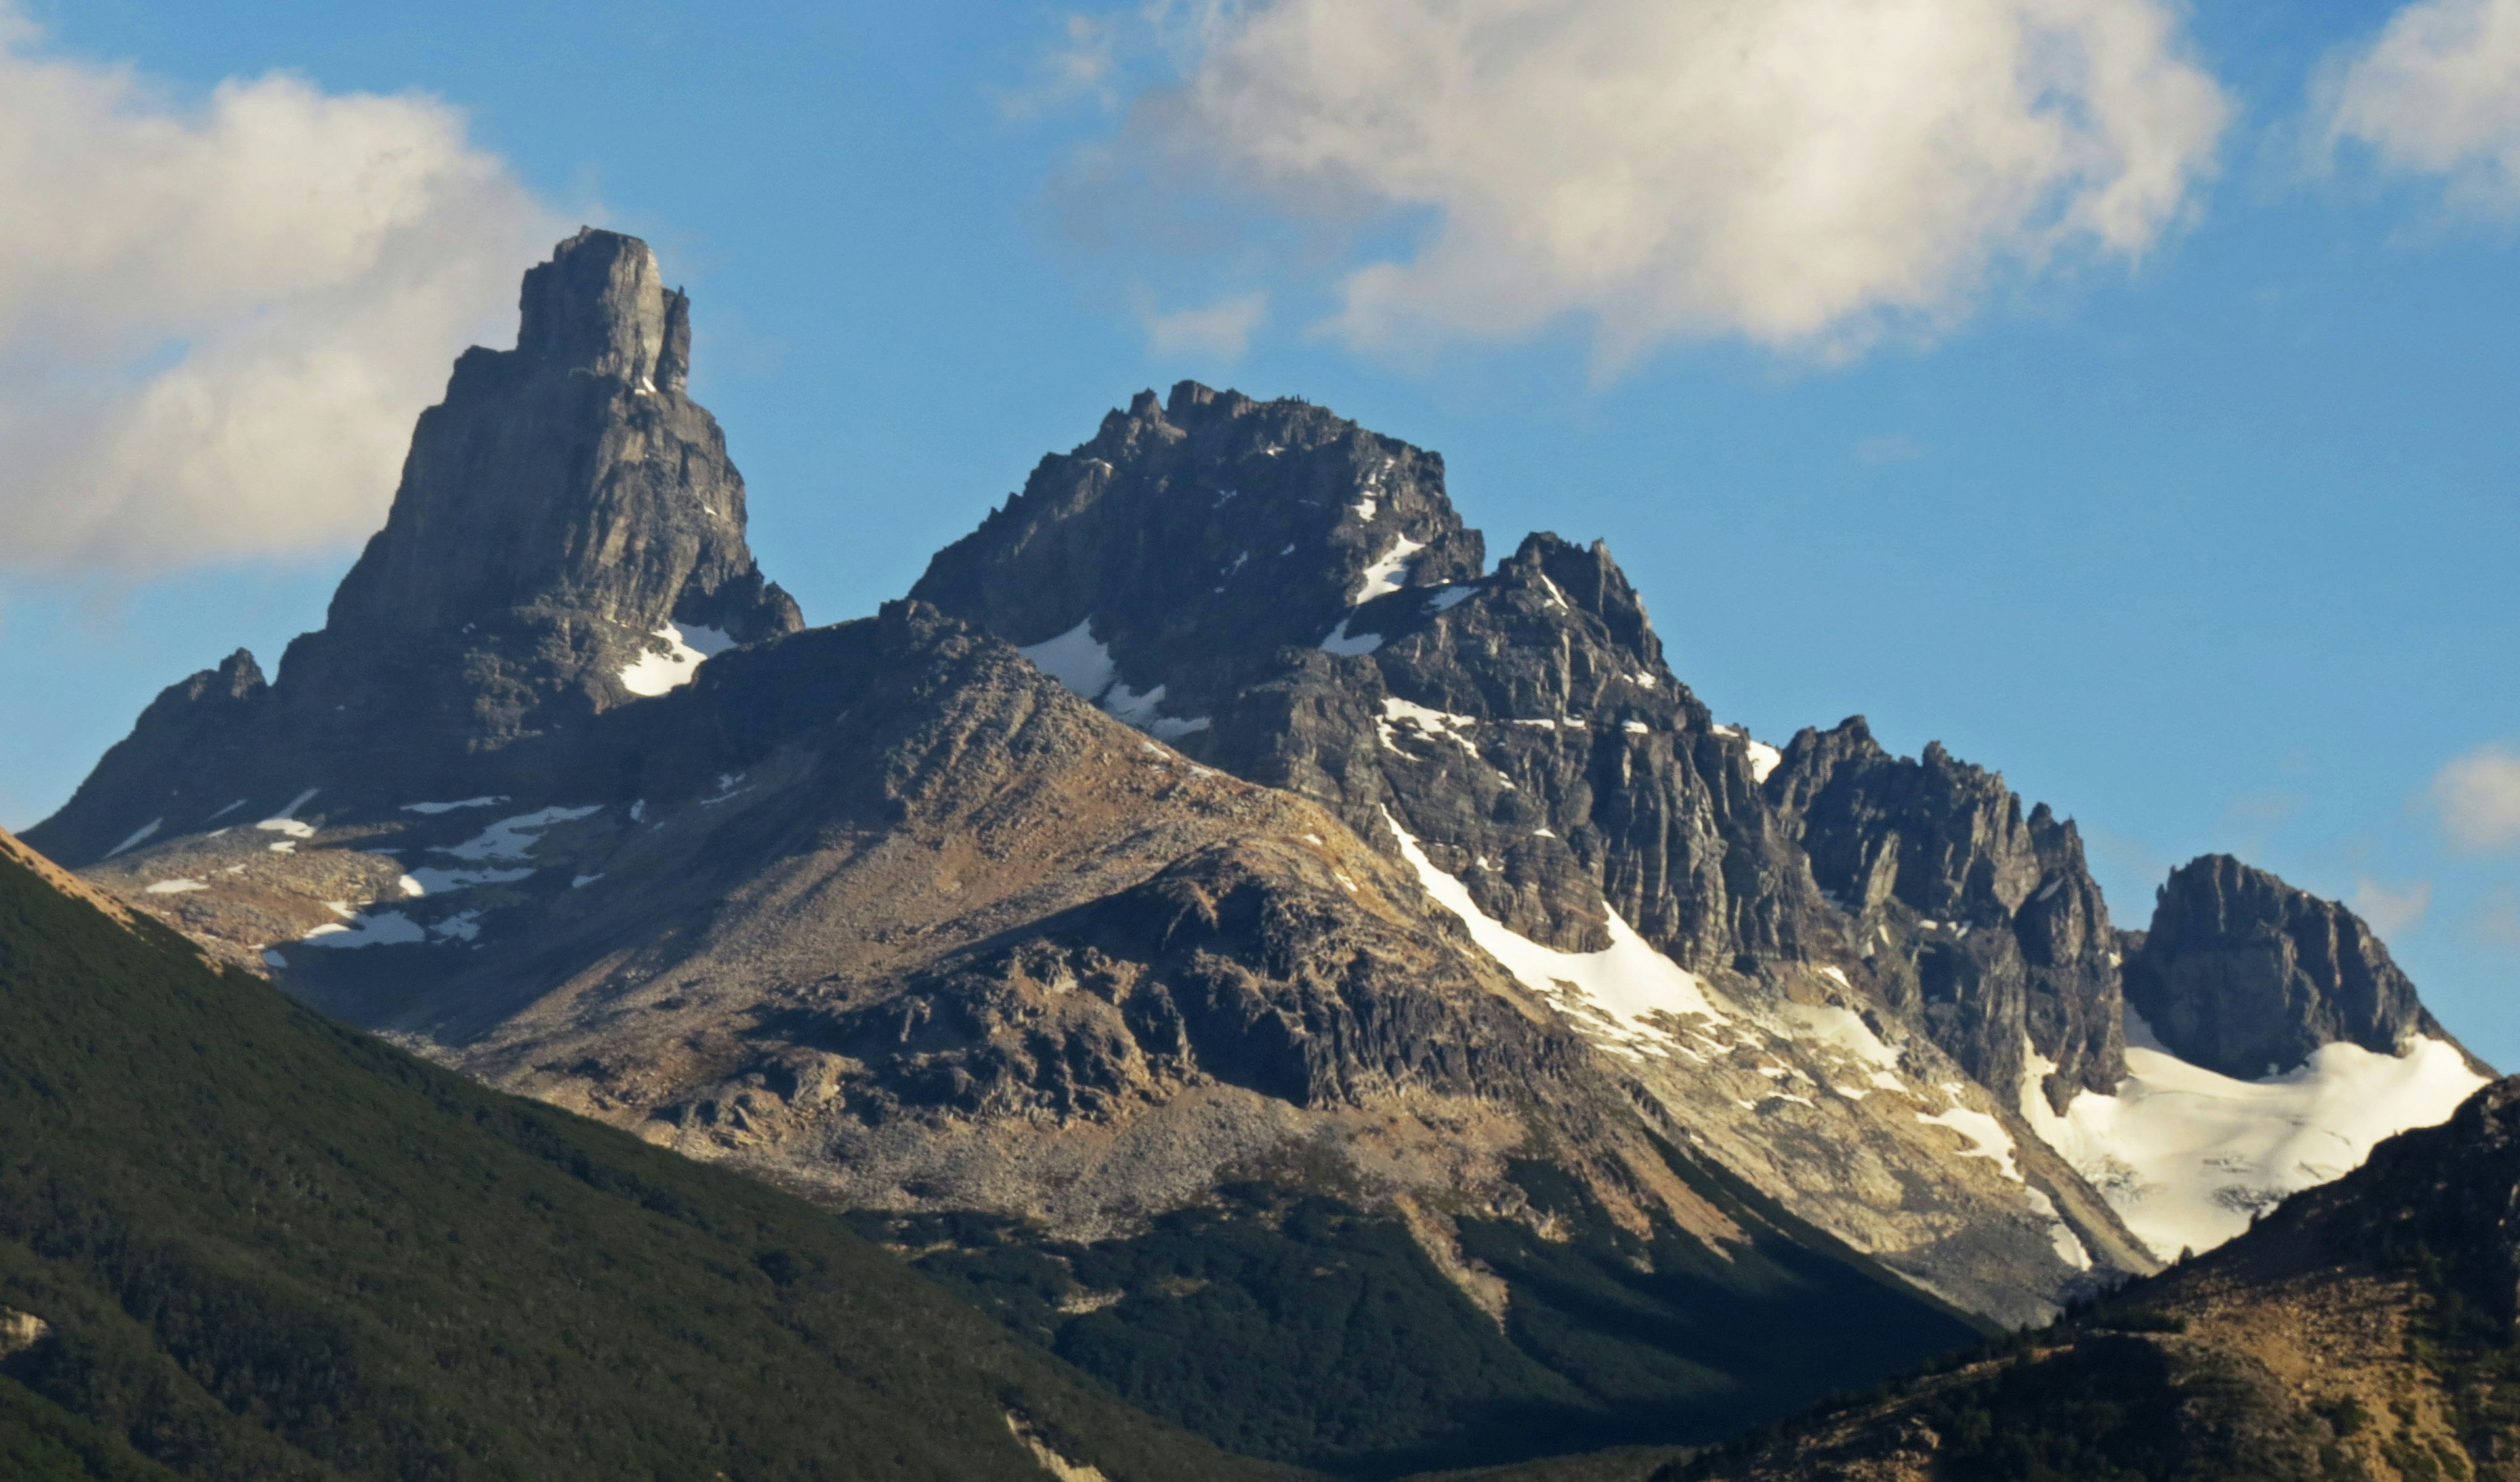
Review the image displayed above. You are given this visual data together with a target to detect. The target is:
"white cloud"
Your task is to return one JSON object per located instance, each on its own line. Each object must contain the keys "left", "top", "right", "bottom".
{"left": 1143, "top": 291, "right": 1269, "bottom": 359}
{"left": 2434, "top": 744, "right": 2520, "bottom": 850}
{"left": 2324, "top": 0, "right": 2520, "bottom": 213}
{"left": 0, "top": 8, "right": 560, "bottom": 575}
{"left": 2350, "top": 875, "right": 2433, "bottom": 937}
{"left": 1089, "top": 0, "right": 2226, "bottom": 363}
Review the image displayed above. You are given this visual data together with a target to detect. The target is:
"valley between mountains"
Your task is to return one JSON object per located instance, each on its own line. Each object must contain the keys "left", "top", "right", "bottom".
{"left": 18, "top": 229, "right": 2503, "bottom": 1479}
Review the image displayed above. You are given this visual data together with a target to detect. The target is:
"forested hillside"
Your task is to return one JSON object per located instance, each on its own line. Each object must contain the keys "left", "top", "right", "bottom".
{"left": 0, "top": 829, "right": 1284, "bottom": 1482}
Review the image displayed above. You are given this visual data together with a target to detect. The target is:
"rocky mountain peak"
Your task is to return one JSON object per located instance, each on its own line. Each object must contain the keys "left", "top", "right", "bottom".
{"left": 516, "top": 227, "right": 688, "bottom": 390}
{"left": 2124, "top": 854, "right": 2481, "bottom": 1081}
{"left": 317, "top": 226, "right": 795, "bottom": 646}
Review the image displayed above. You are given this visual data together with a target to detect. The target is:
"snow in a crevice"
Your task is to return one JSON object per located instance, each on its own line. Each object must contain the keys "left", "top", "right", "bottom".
{"left": 104, "top": 819, "right": 163, "bottom": 859}
{"left": 434, "top": 805, "right": 603, "bottom": 864}
{"left": 1353, "top": 535, "right": 1427, "bottom": 604}
{"left": 1385, "top": 808, "right": 1728, "bottom": 1059}
{"left": 619, "top": 621, "right": 736, "bottom": 699}
{"left": 255, "top": 789, "right": 321, "bottom": 840}
{"left": 2023, "top": 1185, "right": 2094, "bottom": 1271}
{"left": 2017, "top": 1016, "right": 2490, "bottom": 1262}
{"left": 402, "top": 796, "right": 507, "bottom": 815}
{"left": 1016, "top": 619, "right": 1213, "bottom": 741}
{"left": 1745, "top": 740, "right": 1783, "bottom": 784}
{"left": 205, "top": 799, "right": 247, "bottom": 822}
{"left": 1425, "top": 585, "right": 1477, "bottom": 613}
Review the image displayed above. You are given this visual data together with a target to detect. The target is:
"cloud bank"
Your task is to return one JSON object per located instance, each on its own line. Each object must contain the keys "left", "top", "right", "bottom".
{"left": 2326, "top": 0, "right": 2520, "bottom": 213}
{"left": 1093, "top": 0, "right": 2227, "bottom": 362}
{"left": 2434, "top": 744, "right": 2520, "bottom": 850}
{"left": 0, "top": 10, "right": 559, "bottom": 575}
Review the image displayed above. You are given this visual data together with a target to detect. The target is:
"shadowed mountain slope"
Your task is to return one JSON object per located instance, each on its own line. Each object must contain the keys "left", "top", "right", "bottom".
{"left": 0, "top": 823, "right": 1292, "bottom": 1482}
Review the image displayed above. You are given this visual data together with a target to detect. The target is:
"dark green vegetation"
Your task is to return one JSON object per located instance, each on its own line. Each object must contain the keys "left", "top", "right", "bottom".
{"left": 0, "top": 841, "right": 1286, "bottom": 1482}
{"left": 859, "top": 1153, "right": 1982, "bottom": 1479}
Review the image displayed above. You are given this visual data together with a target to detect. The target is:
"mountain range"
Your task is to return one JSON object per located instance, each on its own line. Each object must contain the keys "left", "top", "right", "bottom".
{"left": 18, "top": 228, "right": 2500, "bottom": 1477}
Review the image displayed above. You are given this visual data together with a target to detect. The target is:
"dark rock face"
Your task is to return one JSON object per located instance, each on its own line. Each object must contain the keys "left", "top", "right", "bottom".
{"left": 1767, "top": 719, "right": 2126, "bottom": 1110}
{"left": 2124, "top": 854, "right": 2468, "bottom": 1081}
{"left": 28, "top": 228, "right": 800, "bottom": 865}
{"left": 910, "top": 382, "right": 2122, "bottom": 1110}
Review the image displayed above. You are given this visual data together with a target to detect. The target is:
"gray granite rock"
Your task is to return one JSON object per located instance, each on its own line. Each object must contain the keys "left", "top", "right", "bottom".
{"left": 2124, "top": 854, "right": 2483, "bottom": 1080}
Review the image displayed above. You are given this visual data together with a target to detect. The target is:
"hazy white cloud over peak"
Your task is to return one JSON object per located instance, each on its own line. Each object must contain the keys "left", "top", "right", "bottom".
{"left": 0, "top": 9, "right": 561, "bottom": 576}
{"left": 2351, "top": 875, "right": 2434, "bottom": 938}
{"left": 2324, "top": 0, "right": 2520, "bottom": 213}
{"left": 1078, "top": 0, "right": 2227, "bottom": 364}
{"left": 2433, "top": 744, "right": 2520, "bottom": 849}
{"left": 1143, "top": 291, "right": 1269, "bottom": 360}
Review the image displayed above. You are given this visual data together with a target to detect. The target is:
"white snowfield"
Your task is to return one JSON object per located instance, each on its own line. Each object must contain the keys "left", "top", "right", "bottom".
{"left": 1384, "top": 808, "right": 1728, "bottom": 1058}
{"left": 2020, "top": 1015, "right": 2490, "bottom": 1262}
{"left": 618, "top": 621, "right": 734, "bottom": 698}
{"left": 1016, "top": 619, "right": 1213, "bottom": 740}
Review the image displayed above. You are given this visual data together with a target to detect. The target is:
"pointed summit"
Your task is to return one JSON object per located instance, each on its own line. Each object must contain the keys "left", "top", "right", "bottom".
{"left": 28, "top": 230, "right": 803, "bottom": 861}
{"left": 320, "top": 228, "right": 797, "bottom": 647}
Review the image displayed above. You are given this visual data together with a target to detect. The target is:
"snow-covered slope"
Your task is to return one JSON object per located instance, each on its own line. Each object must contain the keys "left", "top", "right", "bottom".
{"left": 2020, "top": 1012, "right": 2490, "bottom": 1260}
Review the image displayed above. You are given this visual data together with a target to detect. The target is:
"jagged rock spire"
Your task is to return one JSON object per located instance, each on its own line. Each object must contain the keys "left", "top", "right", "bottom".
{"left": 321, "top": 227, "right": 796, "bottom": 644}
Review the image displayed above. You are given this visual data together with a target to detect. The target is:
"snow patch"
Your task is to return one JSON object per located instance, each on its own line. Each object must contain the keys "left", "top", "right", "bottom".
{"left": 255, "top": 789, "right": 320, "bottom": 839}
{"left": 1916, "top": 1105, "right": 2023, "bottom": 1182}
{"left": 430, "top": 911, "right": 484, "bottom": 943}
{"left": 204, "top": 800, "right": 247, "bottom": 821}
{"left": 1386, "top": 809, "right": 1728, "bottom": 1059}
{"left": 401, "top": 865, "right": 534, "bottom": 895}
{"left": 1351, "top": 496, "right": 1377, "bottom": 521}
{"left": 401, "top": 796, "right": 506, "bottom": 815}
{"left": 2023, "top": 1186, "right": 2093, "bottom": 1271}
{"left": 571, "top": 874, "right": 604, "bottom": 889}
{"left": 1018, "top": 620, "right": 1209, "bottom": 737}
{"left": 104, "top": 819, "right": 163, "bottom": 859}
{"left": 1746, "top": 741, "right": 1783, "bottom": 784}
{"left": 299, "top": 909, "right": 428, "bottom": 950}
{"left": 1353, "top": 536, "right": 1426, "bottom": 604}
{"left": 144, "top": 878, "right": 208, "bottom": 895}
{"left": 434, "top": 806, "right": 602, "bottom": 863}
{"left": 1318, "top": 618, "right": 1383, "bottom": 656}
{"left": 1379, "top": 699, "right": 1481, "bottom": 757}
{"left": 2018, "top": 1018, "right": 2490, "bottom": 1261}
{"left": 619, "top": 622, "right": 734, "bottom": 698}
{"left": 1426, "top": 586, "right": 1476, "bottom": 613}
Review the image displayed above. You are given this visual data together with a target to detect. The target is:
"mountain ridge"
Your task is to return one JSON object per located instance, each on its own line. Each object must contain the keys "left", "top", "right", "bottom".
{"left": 20, "top": 229, "right": 2494, "bottom": 1472}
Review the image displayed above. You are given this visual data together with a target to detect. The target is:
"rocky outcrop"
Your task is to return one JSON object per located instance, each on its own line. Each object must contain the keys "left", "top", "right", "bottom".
{"left": 27, "top": 229, "right": 801, "bottom": 866}
{"left": 1767, "top": 718, "right": 2126, "bottom": 1111}
{"left": 2124, "top": 854, "right": 2474, "bottom": 1081}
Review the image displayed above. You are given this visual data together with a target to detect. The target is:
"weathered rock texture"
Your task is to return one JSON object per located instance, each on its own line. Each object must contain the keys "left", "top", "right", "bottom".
{"left": 26, "top": 228, "right": 800, "bottom": 864}
{"left": 2124, "top": 854, "right": 2474, "bottom": 1081}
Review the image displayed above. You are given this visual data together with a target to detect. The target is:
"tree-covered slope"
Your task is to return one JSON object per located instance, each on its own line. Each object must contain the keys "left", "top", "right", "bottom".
{"left": 0, "top": 830, "right": 1288, "bottom": 1482}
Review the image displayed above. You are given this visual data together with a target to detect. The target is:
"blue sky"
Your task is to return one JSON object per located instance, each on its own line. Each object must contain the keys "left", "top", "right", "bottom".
{"left": 3, "top": 1, "right": 2517, "bottom": 1060}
